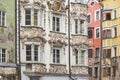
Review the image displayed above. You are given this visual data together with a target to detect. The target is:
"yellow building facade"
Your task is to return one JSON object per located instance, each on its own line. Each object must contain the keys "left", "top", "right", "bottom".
{"left": 102, "top": 0, "right": 120, "bottom": 80}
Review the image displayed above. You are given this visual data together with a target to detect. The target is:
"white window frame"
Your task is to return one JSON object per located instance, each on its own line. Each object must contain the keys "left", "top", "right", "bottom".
{"left": 24, "top": 7, "right": 42, "bottom": 26}
{"left": 75, "top": 49, "right": 85, "bottom": 65}
{"left": 112, "top": 9, "right": 117, "bottom": 19}
{"left": 0, "top": 48, "right": 6, "bottom": 63}
{"left": 25, "top": 42, "right": 41, "bottom": 62}
{"left": 95, "top": 27, "right": 100, "bottom": 38}
{"left": 52, "top": 48, "right": 61, "bottom": 64}
{"left": 74, "top": 19, "right": 85, "bottom": 34}
{"left": 95, "top": 9, "right": 100, "bottom": 21}
{"left": 0, "top": 11, "right": 6, "bottom": 26}
{"left": 52, "top": 15, "right": 61, "bottom": 32}
{"left": 112, "top": 25, "right": 117, "bottom": 37}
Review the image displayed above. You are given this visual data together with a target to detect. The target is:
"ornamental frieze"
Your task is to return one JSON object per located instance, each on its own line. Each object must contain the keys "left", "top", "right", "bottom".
{"left": 71, "top": 3, "right": 87, "bottom": 16}
{"left": 71, "top": 35, "right": 88, "bottom": 46}
{"left": 21, "top": 0, "right": 29, "bottom": 3}
{"left": 0, "top": 68, "right": 16, "bottom": 75}
{"left": 33, "top": 0, "right": 46, "bottom": 8}
{"left": 33, "top": 64, "right": 47, "bottom": 73}
{"left": 49, "top": 32, "right": 66, "bottom": 45}
{"left": 71, "top": 66, "right": 88, "bottom": 75}
{"left": 47, "top": 0, "right": 66, "bottom": 12}
{"left": 49, "top": 64, "right": 67, "bottom": 74}
{"left": 20, "top": 27, "right": 46, "bottom": 48}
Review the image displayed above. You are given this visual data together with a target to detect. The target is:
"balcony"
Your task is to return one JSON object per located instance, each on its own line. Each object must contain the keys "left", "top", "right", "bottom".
{"left": 71, "top": 66, "right": 88, "bottom": 75}
{"left": 111, "top": 57, "right": 117, "bottom": 66}
{"left": 49, "top": 64, "right": 67, "bottom": 74}
{"left": 71, "top": 34, "right": 88, "bottom": 46}
{"left": 49, "top": 31, "right": 66, "bottom": 46}
{"left": 23, "top": 63, "right": 47, "bottom": 74}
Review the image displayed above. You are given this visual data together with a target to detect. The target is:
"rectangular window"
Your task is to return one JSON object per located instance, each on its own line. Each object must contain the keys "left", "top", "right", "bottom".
{"left": 88, "top": 68, "right": 92, "bottom": 77}
{"left": 95, "top": 48, "right": 99, "bottom": 57}
{"left": 112, "top": 66, "right": 116, "bottom": 77}
{"left": 81, "top": 50, "right": 85, "bottom": 64}
{"left": 103, "top": 29, "right": 111, "bottom": 39}
{"left": 88, "top": 30, "right": 92, "bottom": 38}
{"left": 0, "top": 11, "right": 6, "bottom": 26}
{"left": 96, "top": 11, "right": 100, "bottom": 20}
{"left": 94, "top": 67, "right": 98, "bottom": 78}
{"left": 96, "top": 28, "right": 99, "bottom": 38}
{"left": 52, "top": 17, "right": 60, "bottom": 32}
{"left": 103, "top": 12, "right": 111, "bottom": 20}
{"left": 34, "top": 45, "right": 39, "bottom": 61}
{"left": 25, "top": 9, "right": 31, "bottom": 25}
{"left": 103, "top": 49, "right": 111, "bottom": 58}
{"left": 75, "top": 49, "right": 78, "bottom": 64}
{"left": 88, "top": 49, "right": 92, "bottom": 58}
{"left": 75, "top": 19, "right": 78, "bottom": 34}
{"left": 114, "top": 47, "right": 116, "bottom": 57}
{"left": 80, "top": 20, "right": 84, "bottom": 33}
{"left": 26, "top": 45, "right": 32, "bottom": 61}
{"left": 113, "top": 10, "right": 116, "bottom": 19}
{"left": 34, "top": 9, "right": 38, "bottom": 26}
{"left": 88, "top": 15, "right": 90, "bottom": 23}
{"left": 114, "top": 27, "right": 117, "bottom": 37}
{"left": 0, "top": 49, "right": 6, "bottom": 62}
{"left": 53, "top": 49, "right": 60, "bottom": 63}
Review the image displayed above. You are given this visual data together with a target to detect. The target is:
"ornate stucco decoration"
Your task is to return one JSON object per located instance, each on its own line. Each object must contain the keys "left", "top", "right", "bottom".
{"left": 71, "top": 66, "right": 88, "bottom": 75}
{"left": 21, "top": 0, "right": 29, "bottom": 3}
{"left": 49, "top": 64, "right": 67, "bottom": 74}
{"left": 33, "top": 0, "right": 46, "bottom": 9}
{"left": 71, "top": 35, "right": 88, "bottom": 46}
{"left": 33, "top": 64, "right": 47, "bottom": 73}
{"left": 47, "top": 0, "right": 66, "bottom": 12}
{"left": 49, "top": 32, "right": 67, "bottom": 46}
{"left": 0, "top": 68, "right": 16, "bottom": 75}
{"left": 20, "top": 26, "right": 46, "bottom": 49}
{"left": 71, "top": 3, "right": 87, "bottom": 17}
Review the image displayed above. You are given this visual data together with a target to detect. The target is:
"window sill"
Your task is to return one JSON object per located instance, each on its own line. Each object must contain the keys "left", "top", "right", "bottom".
{"left": 50, "top": 31, "right": 66, "bottom": 35}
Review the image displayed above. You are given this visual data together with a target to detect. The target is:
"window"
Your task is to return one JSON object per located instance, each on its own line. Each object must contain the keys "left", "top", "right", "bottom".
{"left": 74, "top": 19, "right": 85, "bottom": 34}
{"left": 114, "top": 47, "right": 117, "bottom": 57}
{"left": 96, "top": 11, "right": 100, "bottom": 20}
{"left": 103, "top": 12, "right": 111, "bottom": 20}
{"left": 26, "top": 44, "right": 40, "bottom": 61}
{"left": 113, "top": 10, "right": 116, "bottom": 19}
{"left": 113, "top": 27, "right": 117, "bottom": 37}
{"left": 87, "top": 15, "right": 91, "bottom": 23}
{"left": 88, "top": 49, "right": 92, "bottom": 58}
{"left": 26, "top": 45, "right": 32, "bottom": 61}
{"left": 53, "top": 48, "right": 60, "bottom": 63}
{"left": 81, "top": 50, "right": 85, "bottom": 64}
{"left": 0, "top": 11, "right": 6, "bottom": 26}
{"left": 88, "top": 68, "right": 92, "bottom": 77}
{"left": 95, "top": 48, "right": 99, "bottom": 57}
{"left": 94, "top": 67, "right": 98, "bottom": 78}
{"left": 25, "top": 9, "right": 40, "bottom": 26}
{"left": 103, "top": 49, "right": 111, "bottom": 58}
{"left": 0, "top": 48, "right": 6, "bottom": 63}
{"left": 88, "top": 30, "right": 92, "bottom": 38}
{"left": 52, "top": 16, "right": 60, "bottom": 32}
{"left": 103, "top": 29, "right": 111, "bottom": 39}
{"left": 91, "top": 2, "right": 94, "bottom": 6}
{"left": 112, "top": 66, "right": 116, "bottom": 77}
{"left": 96, "top": 28, "right": 100, "bottom": 38}
{"left": 75, "top": 49, "right": 85, "bottom": 65}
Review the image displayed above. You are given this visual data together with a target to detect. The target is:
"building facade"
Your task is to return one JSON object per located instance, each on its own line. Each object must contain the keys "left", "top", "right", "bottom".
{"left": 87, "top": 0, "right": 101, "bottom": 80}
{"left": 20, "top": 0, "right": 88, "bottom": 80}
{"left": 0, "top": 0, "right": 17, "bottom": 80}
{"left": 102, "top": 0, "right": 120, "bottom": 80}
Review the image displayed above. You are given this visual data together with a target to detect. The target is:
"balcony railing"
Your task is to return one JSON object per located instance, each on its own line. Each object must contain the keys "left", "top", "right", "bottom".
{"left": 24, "top": 63, "right": 47, "bottom": 73}
{"left": 49, "top": 64, "right": 67, "bottom": 74}
{"left": 71, "top": 66, "right": 88, "bottom": 75}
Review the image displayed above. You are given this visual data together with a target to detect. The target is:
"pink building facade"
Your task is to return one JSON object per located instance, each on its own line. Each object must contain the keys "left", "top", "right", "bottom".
{"left": 87, "top": 0, "right": 101, "bottom": 80}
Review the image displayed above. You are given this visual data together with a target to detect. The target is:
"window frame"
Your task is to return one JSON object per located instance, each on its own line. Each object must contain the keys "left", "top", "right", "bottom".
{"left": 95, "top": 10, "right": 100, "bottom": 21}
{"left": 0, "top": 48, "right": 6, "bottom": 63}
{"left": 25, "top": 43, "right": 41, "bottom": 62}
{"left": 95, "top": 28, "right": 100, "bottom": 38}
{"left": 0, "top": 11, "right": 6, "bottom": 26}
{"left": 52, "top": 16, "right": 61, "bottom": 32}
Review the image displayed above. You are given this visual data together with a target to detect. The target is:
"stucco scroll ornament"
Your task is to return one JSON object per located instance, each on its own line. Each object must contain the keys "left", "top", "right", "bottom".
{"left": 33, "top": 0, "right": 46, "bottom": 9}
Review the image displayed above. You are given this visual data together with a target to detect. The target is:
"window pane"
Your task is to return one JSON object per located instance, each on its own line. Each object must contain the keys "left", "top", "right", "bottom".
{"left": 56, "top": 18, "right": 60, "bottom": 31}
{"left": 25, "top": 9, "right": 31, "bottom": 25}
{"left": 26, "top": 45, "right": 31, "bottom": 61}
{"left": 0, "top": 11, "right": 1, "bottom": 25}
{"left": 2, "top": 12, "right": 5, "bottom": 26}
{"left": 75, "top": 19, "right": 78, "bottom": 34}
{"left": 96, "top": 28, "right": 99, "bottom": 38}
{"left": 52, "top": 17, "right": 55, "bottom": 31}
{"left": 34, "top": 9, "right": 38, "bottom": 26}
{"left": 34, "top": 45, "right": 38, "bottom": 61}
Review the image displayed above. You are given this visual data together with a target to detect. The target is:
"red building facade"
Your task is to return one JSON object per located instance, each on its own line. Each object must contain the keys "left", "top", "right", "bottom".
{"left": 87, "top": 0, "right": 101, "bottom": 80}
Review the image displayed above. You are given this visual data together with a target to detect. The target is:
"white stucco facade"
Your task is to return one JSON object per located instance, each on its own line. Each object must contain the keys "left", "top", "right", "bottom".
{"left": 20, "top": 0, "right": 88, "bottom": 80}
